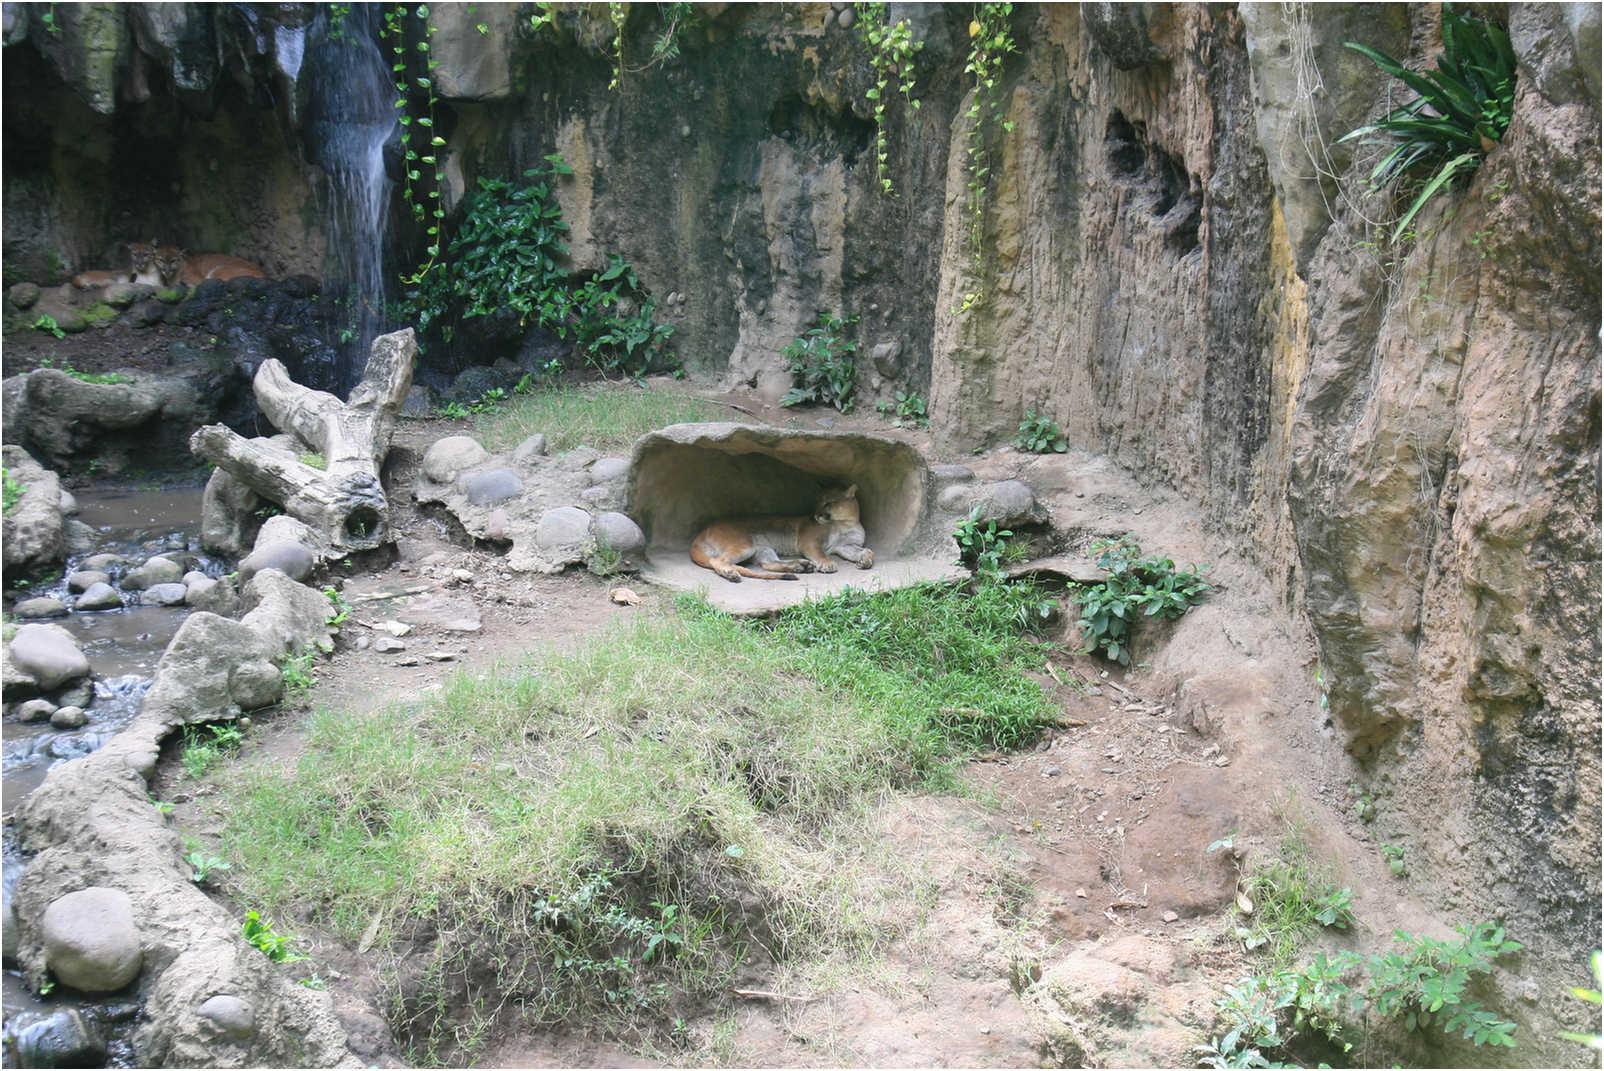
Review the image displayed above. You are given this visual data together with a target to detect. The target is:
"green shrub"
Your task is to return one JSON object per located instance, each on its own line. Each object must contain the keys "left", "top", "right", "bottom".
{"left": 243, "top": 910, "right": 307, "bottom": 963}
{"left": 1073, "top": 535, "right": 1209, "bottom": 666}
{"left": 876, "top": 390, "right": 928, "bottom": 428}
{"left": 780, "top": 312, "right": 858, "bottom": 412}
{"left": 31, "top": 314, "right": 64, "bottom": 339}
{"left": 1014, "top": 410, "right": 1066, "bottom": 453}
{"left": 953, "top": 510, "right": 1013, "bottom": 582}
{"left": 181, "top": 722, "right": 245, "bottom": 779}
{"left": 1340, "top": 4, "right": 1517, "bottom": 241}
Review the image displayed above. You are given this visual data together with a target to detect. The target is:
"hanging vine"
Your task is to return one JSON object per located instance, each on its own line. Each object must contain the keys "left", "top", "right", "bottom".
{"left": 854, "top": 3, "right": 922, "bottom": 196}
{"left": 962, "top": 2, "right": 1018, "bottom": 271}
{"left": 382, "top": 4, "right": 448, "bottom": 284}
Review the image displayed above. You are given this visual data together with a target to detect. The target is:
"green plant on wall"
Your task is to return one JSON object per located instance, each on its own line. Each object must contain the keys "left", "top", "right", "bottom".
{"left": 781, "top": 312, "right": 859, "bottom": 412}
{"left": 1339, "top": 3, "right": 1516, "bottom": 242}
{"left": 855, "top": 3, "right": 923, "bottom": 196}
{"left": 963, "top": 3, "right": 1018, "bottom": 271}
{"left": 382, "top": 3, "right": 447, "bottom": 283}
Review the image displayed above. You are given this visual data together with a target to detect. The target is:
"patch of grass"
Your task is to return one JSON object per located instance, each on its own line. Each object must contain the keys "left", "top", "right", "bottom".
{"left": 80, "top": 303, "right": 118, "bottom": 327}
{"left": 472, "top": 383, "right": 726, "bottom": 454}
{"left": 1232, "top": 815, "right": 1355, "bottom": 969}
{"left": 281, "top": 649, "right": 317, "bottom": 702}
{"left": 180, "top": 722, "right": 244, "bottom": 779}
{"left": 221, "top": 584, "right": 1056, "bottom": 1058}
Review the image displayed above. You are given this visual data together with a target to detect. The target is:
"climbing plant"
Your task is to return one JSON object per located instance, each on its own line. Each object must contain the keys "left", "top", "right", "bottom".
{"left": 381, "top": 3, "right": 447, "bottom": 283}
{"left": 854, "top": 3, "right": 923, "bottom": 196}
{"left": 1339, "top": 3, "right": 1517, "bottom": 242}
{"left": 528, "top": 3, "right": 696, "bottom": 91}
{"left": 963, "top": 3, "right": 1018, "bottom": 270}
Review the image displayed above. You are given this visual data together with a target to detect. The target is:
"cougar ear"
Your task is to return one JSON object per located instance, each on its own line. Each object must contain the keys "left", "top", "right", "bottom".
{"left": 844, "top": 484, "right": 858, "bottom": 498}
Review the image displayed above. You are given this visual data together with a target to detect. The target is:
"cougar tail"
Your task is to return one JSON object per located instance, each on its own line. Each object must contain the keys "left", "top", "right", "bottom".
{"left": 734, "top": 565, "right": 798, "bottom": 581}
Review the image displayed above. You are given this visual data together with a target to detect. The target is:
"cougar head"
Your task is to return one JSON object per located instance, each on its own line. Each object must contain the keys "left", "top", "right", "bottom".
{"left": 153, "top": 245, "right": 186, "bottom": 287}
{"left": 813, "top": 484, "right": 861, "bottom": 526}
{"left": 129, "top": 240, "right": 157, "bottom": 280}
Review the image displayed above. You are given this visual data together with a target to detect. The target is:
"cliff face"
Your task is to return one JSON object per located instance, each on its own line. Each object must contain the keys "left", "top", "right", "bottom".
{"left": 4, "top": 0, "right": 1599, "bottom": 1051}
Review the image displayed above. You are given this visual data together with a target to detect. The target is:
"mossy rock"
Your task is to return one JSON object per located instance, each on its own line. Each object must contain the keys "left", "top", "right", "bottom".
{"left": 155, "top": 288, "right": 186, "bottom": 305}
{"left": 81, "top": 303, "right": 118, "bottom": 327}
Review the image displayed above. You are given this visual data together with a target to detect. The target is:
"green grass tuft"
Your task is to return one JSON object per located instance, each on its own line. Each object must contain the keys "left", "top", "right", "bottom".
{"left": 471, "top": 383, "right": 726, "bottom": 454}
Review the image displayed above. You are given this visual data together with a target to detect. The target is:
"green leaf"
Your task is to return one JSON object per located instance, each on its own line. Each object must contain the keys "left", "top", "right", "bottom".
{"left": 1393, "top": 152, "right": 1478, "bottom": 240}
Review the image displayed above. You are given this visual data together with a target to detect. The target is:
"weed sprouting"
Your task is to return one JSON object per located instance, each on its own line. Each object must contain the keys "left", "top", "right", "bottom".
{"left": 281, "top": 649, "right": 317, "bottom": 703}
{"left": 1014, "top": 409, "right": 1066, "bottom": 453}
{"left": 243, "top": 910, "right": 307, "bottom": 963}
{"left": 181, "top": 722, "right": 244, "bottom": 779}
{"left": 2, "top": 468, "right": 23, "bottom": 513}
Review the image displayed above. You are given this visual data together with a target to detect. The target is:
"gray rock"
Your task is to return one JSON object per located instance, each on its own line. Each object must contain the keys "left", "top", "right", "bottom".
{"left": 57, "top": 491, "right": 78, "bottom": 515}
{"left": 535, "top": 506, "right": 594, "bottom": 564}
{"left": 837, "top": 5, "right": 854, "bottom": 28}
{"left": 589, "top": 457, "right": 630, "bottom": 484}
{"left": 373, "top": 636, "right": 406, "bottom": 653}
{"left": 183, "top": 576, "right": 236, "bottom": 616}
{"left": 590, "top": 512, "right": 645, "bottom": 556}
{"left": 930, "top": 463, "right": 975, "bottom": 487}
{"left": 559, "top": 447, "right": 600, "bottom": 472}
{"left": 401, "top": 384, "right": 437, "bottom": 417}
{"left": 142, "top": 583, "right": 189, "bottom": 607}
{"left": 8, "top": 282, "right": 40, "bottom": 310}
{"left": 14, "top": 597, "right": 67, "bottom": 619}
{"left": 101, "top": 282, "right": 154, "bottom": 308}
{"left": 17, "top": 698, "right": 56, "bottom": 722}
{"left": 512, "top": 433, "right": 548, "bottom": 465}
{"left": 67, "top": 570, "right": 109, "bottom": 592}
{"left": 80, "top": 553, "right": 123, "bottom": 571}
{"left": 871, "top": 339, "right": 904, "bottom": 378}
{"left": 40, "top": 887, "right": 142, "bottom": 993}
{"left": 120, "top": 555, "right": 183, "bottom": 591}
{"left": 461, "top": 467, "right": 524, "bottom": 507}
{"left": 238, "top": 542, "right": 315, "bottom": 584}
{"left": 50, "top": 705, "right": 88, "bottom": 729}
{"left": 182, "top": 570, "right": 209, "bottom": 586}
{"left": 938, "top": 480, "right": 1044, "bottom": 527}
{"left": 580, "top": 485, "right": 619, "bottom": 508}
{"left": 52, "top": 681, "right": 93, "bottom": 709}
{"left": 229, "top": 660, "right": 282, "bottom": 710}
{"left": 422, "top": 435, "right": 488, "bottom": 483}
{"left": 4, "top": 1009, "right": 105, "bottom": 1068}
{"left": 1, "top": 446, "right": 65, "bottom": 575}
{"left": 197, "top": 994, "right": 255, "bottom": 1041}
{"left": 73, "top": 582, "right": 123, "bottom": 611}
{"left": 63, "top": 519, "right": 96, "bottom": 554}
{"left": 9, "top": 624, "right": 89, "bottom": 690}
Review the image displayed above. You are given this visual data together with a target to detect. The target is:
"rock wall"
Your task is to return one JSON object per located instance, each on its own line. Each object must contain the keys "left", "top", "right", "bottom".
{"left": 5, "top": 1, "right": 1599, "bottom": 1058}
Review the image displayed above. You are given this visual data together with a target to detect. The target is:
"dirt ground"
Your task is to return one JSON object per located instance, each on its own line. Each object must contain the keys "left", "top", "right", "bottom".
{"left": 156, "top": 384, "right": 1454, "bottom": 1069}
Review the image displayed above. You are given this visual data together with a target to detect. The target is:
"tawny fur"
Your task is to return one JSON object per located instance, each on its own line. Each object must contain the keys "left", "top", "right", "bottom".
{"left": 690, "top": 485, "right": 876, "bottom": 583}
{"left": 154, "top": 246, "right": 267, "bottom": 287}
{"left": 129, "top": 241, "right": 162, "bottom": 286}
{"left": 70, "top": 268, "right": 131, "bottom": 289}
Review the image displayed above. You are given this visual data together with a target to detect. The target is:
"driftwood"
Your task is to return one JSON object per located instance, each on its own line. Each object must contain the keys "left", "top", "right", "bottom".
{"left": 189, "top": 329, "right": 416, "bottom": 552}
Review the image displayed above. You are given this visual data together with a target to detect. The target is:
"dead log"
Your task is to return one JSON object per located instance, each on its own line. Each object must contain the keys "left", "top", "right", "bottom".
{"left": 189, "top": 329, "right": 416, "bottom": 552}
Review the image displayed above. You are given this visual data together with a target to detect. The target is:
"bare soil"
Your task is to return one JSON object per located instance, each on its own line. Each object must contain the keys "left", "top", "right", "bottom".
{"left": 162, "top": 385, "right": 1453, "bottom": 1069}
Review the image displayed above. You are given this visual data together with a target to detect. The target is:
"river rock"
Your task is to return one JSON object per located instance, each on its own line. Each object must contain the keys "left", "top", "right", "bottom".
{"left": 63, "top": 519, "right": 97, "bottom": 555}
{"left": 1, "top": 446, "right": 65, "bottom": 576}
{"left": 422, "top": 436, "right": 488, "bottom": 483}
{"left": 183, "top": 576, "right": 236, "bottom": 615}
{"left": 13, "top": 597, "right": 67, "bottom": 619}
{"left": 67, "top": 570, "right": 109, "bottom": 592}
{"left": 57, "top": 491, "right": 77, "bottom": 515}
{"left": 53, "top": 680, "right": 93, "bottom": 709}
{"left": 512, "top": 433, "right": 547, "bottom": 465}
{"left": 228, "top": 659, "right": 283, "bottom": 710}
{"left": 3, "top": 1009, "right": 105, "bottom": 1068}
{"left": 182, "top": 570, "right": 209, "bottom": 586}
{"left": 8, "top": 282, "right": 39, "bottom": 309}
{"left": 589, "top": 457, "right": 630, "bottom": 485}
{"left": 8, "top": 624, "right": 89, "bottom": 690}
{"left": 17, "top": 698, "right": 56, "bottom": 723}
{"left": 50, "top": 706, "right": 88, "bottom": 729}
{"left": 80, "top": 553, "right": 123, "bottom": 571}
{"left": 197, "top": 994, "right": 255, "bottom": 1041}
{"left": 121, "top": 555, "right": 183, "bottom": 591}
{"left": 461, "top": 467, "right": 523, "bottom": 506}
{"left": 142, "top": 582, "right": 189, "bottom": 607}
{"left": 590, "top": 512, "right": 645, "bottom": 556}
{"left": 40, "top": 887, "right": 142, "bottom": 993}
{"left": 73, "top": 582, "right": 123, "bottom": 611}
{"left": 238, "top": 541, "right": 315, "bottom": 584}
{"left": 535, "top": 506, "right": 593, "bottom": 564}
{"left": 101, "top": 281, "right": 153, "bottom": 308}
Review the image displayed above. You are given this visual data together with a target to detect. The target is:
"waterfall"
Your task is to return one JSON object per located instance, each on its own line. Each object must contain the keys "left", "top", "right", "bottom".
{"left": 303, "top": 4, "right": 396, "bottom": 395}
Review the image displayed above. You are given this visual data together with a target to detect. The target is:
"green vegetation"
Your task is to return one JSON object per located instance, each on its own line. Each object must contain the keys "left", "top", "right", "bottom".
{"left": 1561, "top": 952, "right": 1602, "bottom": 1052}
{"left": 155, "top": 287, "right": 186, "bottom": 304}
{"left": 876, "top": 390, "right": 928, "bottom": 428}
{"left": 1340, "top": 4, "right": 1516, "bottom": 241}
{"left": 953, "top": 510, "right": 1027, "bottom": 583}
{"left": 1198, "top": 923, "right": 1522, "bottom": 1067}
{"left": 222, "top": 584, "right": 1056, "bottom": 1056}
{"left": 299, "top": 452, "right": 327, "bottom": 470}
{"left": 471, "top": 383, "right": 725, "bottom": 453}
{"left": 780, "top": 311, "right": 859, "bottom": 412}
{"left": 322, "top": 586, "right": 351, "bottom": 629}
{"left": 2, "top": 468, "right": 23, "bottom": 514}
{"left": 184, "top": 843, "right": 232, "bottom": 886}
{"left": 1014, "top": 409, "right": 1066, "bottom": 453}
{"left": 855, "top": 3, "right": 923, "bottom": 196}
{"left": 31, "top": 314, "right": 64, "bottom": 339}
{"left": 406, "top": 158, "right": 677, "bottom": 378}
{"left": 1073, "top": 535, "right": 1210, "bottom": 666}
{"left": 80, "top": 303, "right": 117, "bottom": 327}
{"left": 181, "top": 722, "right": 245, "bottom": 779}
{"left": 242, "top": 910, "right": 307, "bottom": 964}
{"left": 1381, "top": 842, "right": 1408, "bottom": 878}
{"left": 281, "top": 649, "right": 317, "bottom": 703}
{"left": 381, "top": 3, "right": 446, "bottom": 281}
{"left": 1229, "top": 822, "right": 1356, "bottom": 967}
{"left": 963, "top": 3, "right": 1018, "bottom": 267}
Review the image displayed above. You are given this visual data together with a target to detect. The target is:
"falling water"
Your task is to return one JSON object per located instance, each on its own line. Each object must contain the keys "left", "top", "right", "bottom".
{"left": 303, "top": 4, "right": 396, "bottom": 394}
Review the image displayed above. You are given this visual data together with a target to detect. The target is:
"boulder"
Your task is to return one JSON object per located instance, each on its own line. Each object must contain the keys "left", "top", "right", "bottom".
{"left": 39, "top": 887, "right": 142, "bottom": 993}
{"left": 3, "top": 1009, "right": 105, "bottom": 1068}
{"left": 534, "top": 507, "right": 594, "bottom": 568}
{"left": 591, "top": 512, "right": 645, "bottom": 556}
{"left": 1, "top": 446, "right": 65, "bottom": 576}
{"left": 422, "top": 436, "right": 488, "bottom": 483}
{"left": 66, "top": 570, "right": 109, "bottom": 592}
{"left": 121, "top": 556, "right": 184, "bottom": 591}
{"left": 50, "top": 706, "right": 88, "bottom": 729}
{"left": 8, "top": 282, "right": 40, "bottom": 310}
{"left": 512, "top": 433, "right": 548, "bottom": 465}
{"left": 589, "top": 457, "right": 630, "bottom": 485}
{"left": 52, "top": 680, "right": 93, "bottom": 709}
{"left": 17, "top": 699, "right": 56, "bottom": 723}
{"left": 183, "top": 576, "right": 237, "bottom": 616}
{"left": 228, "top": 659, "right": 283, "bottom": 711}
{"left": 460, "top": 467, "right": 523, "bottom": 507}
{"left": 937, "top": 479, "right": 1044, "bottom": 527}
{"left": 101, "top": 281, "right": 154, "bottom": 308}
{"left": 142, "top": 583, "right": 189, "bottom": 607}
{"left": 73, "top": 583, "right": 123, "bottom": 611}
{"left": 8, "top": 624, "right": 89, "bottom": 690}
{"left": 14, "top": 597, "right": 67, "bottom": 619}
{"left": 199, "top": 469, "right": 264, "bottom": 558}
{"left": 238, "top": 542, "right": 315, "bottom": 584}
{"left": 80, "top": 553, "right": 124, "bottom": 571}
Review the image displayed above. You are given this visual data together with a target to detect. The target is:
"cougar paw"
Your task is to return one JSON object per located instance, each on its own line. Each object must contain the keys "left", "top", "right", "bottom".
{"left": 858, "top": 550, "right": 875, "bottom": 570}
{"left": 819, "top": 562, "right": 838, "bottom": 573}
{"left": 719, "top": 570, "right": 741, "bottom": 583}
{"left": 794, "top": 560, "right": 818, "bottom": 573}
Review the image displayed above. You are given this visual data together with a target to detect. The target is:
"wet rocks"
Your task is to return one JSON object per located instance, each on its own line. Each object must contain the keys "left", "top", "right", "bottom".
{"left": 13, "top": 596, "right": 68, "bottom": 619}
{"left": 2, "top": 1008, "right": 106, "bottom": 1068}
{"left": 67, "top": 569, "right": 110, "bottom": 592}
{"left": 183, "top": 576, "right": 236, "bottom": 615}
{"left": 40, "top": 887, "right": 142, "bottom": 993}
{"left": 49, "top": 706, "right": 88, "bottom": 729}
{"left": 120, "top": 555, "right": 184, "bottom": 591}
{"left": 9, "top": 624, "right": 90, "bottom": 690}
{"left": 73, "top": 583, "right": 123, "bottom": 611}
{"left": 17, "top": 699, "right": 56, "bottom": 723}
{"left": 142, "top": 583, "right": 189, "bottom": 607}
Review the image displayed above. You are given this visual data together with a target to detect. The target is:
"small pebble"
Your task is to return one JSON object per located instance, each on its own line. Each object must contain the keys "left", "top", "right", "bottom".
{"left": 1162, "top": 910, "right": 1180, "bottom": 923}
{"left": 1074, "top": 887, "right": 1088, "bottom": 899}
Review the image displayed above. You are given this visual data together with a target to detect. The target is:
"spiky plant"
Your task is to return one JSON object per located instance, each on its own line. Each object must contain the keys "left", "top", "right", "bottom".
{"left": 1340, "top": 4, "right": 1517, "bottom": 241}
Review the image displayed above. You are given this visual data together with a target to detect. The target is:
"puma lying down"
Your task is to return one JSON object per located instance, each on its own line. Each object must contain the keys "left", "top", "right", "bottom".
{"left": 690, "top": 484, "right": 875, "bottom": 582}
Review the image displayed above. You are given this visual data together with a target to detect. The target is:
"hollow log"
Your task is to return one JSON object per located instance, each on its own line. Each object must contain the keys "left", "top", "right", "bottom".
{"left": 189, "top": 328, "right": 415, "bottom": 552}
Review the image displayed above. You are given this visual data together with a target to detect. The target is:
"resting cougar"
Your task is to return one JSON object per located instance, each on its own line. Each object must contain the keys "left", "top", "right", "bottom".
{"left": 689, "top": 485, "right": 875, "bottom": 583}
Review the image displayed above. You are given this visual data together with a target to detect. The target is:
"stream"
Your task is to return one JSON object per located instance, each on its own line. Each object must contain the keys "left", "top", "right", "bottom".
{"left": 3, "top": 483, "right": 220, "bottom": 1068}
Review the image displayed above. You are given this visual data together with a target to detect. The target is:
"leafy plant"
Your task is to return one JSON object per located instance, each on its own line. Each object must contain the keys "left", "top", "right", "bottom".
{"left": 1560, "top": 951, "right": 1603, "bottom": 1051}
{"left": 438, "top": 400, "right": 470, "bottom": 420}
{"left": 242, "top": 909, "right": 307, "bottom": 963}
{"left": 381, "top": 3, "right": 447, "bottom": 281}
{"left": 1014, "top": 409, "right": 1066, "bottom": 453}
{"left": 62, "top": 366, "right": 131, "bottom": 384}
{"left": 1381, "top": 842, "right": 1408, "bottom": 877}
{"left": 32, "top": 314, "right": 64, "bottom": 339}
{"left": 281, "top": 649, "right": 317, "bottom": 702}
{"left": 876, "top": 390, "right": 928, "bottom": 428}
{"left": 954, "top": 510, "right": 1013, "bottom": 582}
{"left": 2, "top": 468, "right": 23, "bottom": 514}
{"left": 855, "top": 3, "right": 923, "bottom": 196}
{"left": 322, "top": 586, "right": 351, "bottom": 629}
{"left": 1340, "top": 4, "right": 1517, "bottom": 241}
{"left": 781, "top": 312, "right": 859, "bottom": 411}
{"left": 963, "top": 3, "right": 1018, "bottom": 267}
{"left": 185, "top": 847, "right": 232, "bottom": 886}
{"left": 181, "top": 723, "right": 244, "bottom": 779}
{"left": 1073, "top": 536, "right": 1210, "bottom": 666}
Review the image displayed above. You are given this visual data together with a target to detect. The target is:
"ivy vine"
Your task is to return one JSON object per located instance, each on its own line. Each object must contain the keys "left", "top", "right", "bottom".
{"left": 607, "top": 2, "right": 628, "bottom": 90}
{"left": 529, "top": 3, "right": 697, "bottom": 93}
{"left": 854, "top": 3, "right": 922, "bottom": 196}
{"left": 963, "top": 3, "right": 1018, "bottom": 270}
{"left": 382, "top": 3, "right": 447, "bottom": 284}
